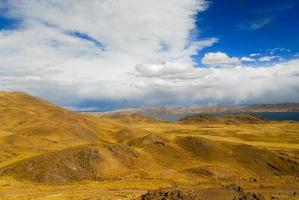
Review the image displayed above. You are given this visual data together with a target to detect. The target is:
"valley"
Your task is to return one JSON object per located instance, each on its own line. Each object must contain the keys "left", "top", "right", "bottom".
{"left": 1, "top": 92, "right": 299, "bottom": 199}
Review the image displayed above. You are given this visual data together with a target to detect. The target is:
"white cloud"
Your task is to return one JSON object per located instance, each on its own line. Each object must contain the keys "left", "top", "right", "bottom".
{"left": 132, "top": 59, "right": 299, "bottom": 105}
{"left": 135, "top": 62, "right": 195, "bottom": 78}
{"left": 0, "top": 1, "right": 215, "bottom": 101}
{"left": 267, "top": 48, "right": 291, "bottom": 55}
{"left": 259, "top": 56, "right": 278, "bottom": 62}
{"left": 249, "top": 53, "right": 261, "bottom": 57}
{"left": 0, "top": 1, "right": 299, "bottom": 109}
{"left": 201, "top": 52, "right": 240, "bottom": 66}
{"left": 241, "top": 57, "right": 256, "bottom": 62}
{"left": 249, "top": 17, "right": 272, "bottom": 30}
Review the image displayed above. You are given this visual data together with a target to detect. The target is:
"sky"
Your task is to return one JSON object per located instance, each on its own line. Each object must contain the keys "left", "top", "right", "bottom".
{"left": 0, "top": 0, "right": 299, "bottom": 111}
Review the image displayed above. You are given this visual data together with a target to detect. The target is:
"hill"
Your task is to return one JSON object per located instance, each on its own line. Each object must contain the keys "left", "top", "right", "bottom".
{"left": 0, "top": 92, "right": 145, "bottom": 181}
{"left": 92, "top": 103, "right": 299, "bottom": 118}
{"left": 178, "top": 114, "right": 265, "bottom": 124}
{"left": 1, "top": 92, "right": 299, "bottom": 199}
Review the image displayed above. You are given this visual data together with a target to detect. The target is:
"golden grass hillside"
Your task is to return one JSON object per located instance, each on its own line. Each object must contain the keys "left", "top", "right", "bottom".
{"left": 0, "top": 92, "right": 146, "bottom": 173}
{"left": 1, "top": 92, "right": 299, "bottom": 199}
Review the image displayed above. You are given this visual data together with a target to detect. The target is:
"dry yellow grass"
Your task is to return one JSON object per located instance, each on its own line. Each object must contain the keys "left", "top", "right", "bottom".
{"left": 1, "top": 92, "right": 299, "bottom": 199}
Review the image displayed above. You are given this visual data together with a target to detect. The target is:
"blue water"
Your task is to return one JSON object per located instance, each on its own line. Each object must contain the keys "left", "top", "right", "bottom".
{"left": 145, "top": 112, "right": 299, "bottom": 122}
{"left": 253, "top": 112, "right": 299, "bottom": 121}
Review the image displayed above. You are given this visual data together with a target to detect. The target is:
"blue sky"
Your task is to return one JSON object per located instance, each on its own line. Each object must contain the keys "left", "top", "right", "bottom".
{"left": 0, "top": 0, "right": 299, "bottom": 110}
{"left": 1, "top": 0, "right": 298, "bottom": 62}
{"left": 0, "top": 16, "right": 19, "bottom": 30}
{"left": 194, "top": 0, "right": 299, "bottom": 64}
{"left": 2, "top": 0, "right": 298, "bottom": 59}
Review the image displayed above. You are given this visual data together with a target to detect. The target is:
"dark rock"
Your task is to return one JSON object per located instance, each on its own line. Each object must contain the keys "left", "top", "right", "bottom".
{"left": 270, "top": 196, "right": 279, "bottom": 199}
{"left": 233, "top": 192, "right": 265, "bottom": 200}
{"left": 139, "top": 189, "right": 196, "bottom": 200}
{"left": 292, "top": 192, "right": 297, "bottom": 196}
{"left": 226, "top": 183, "right": 244, "bottom": 193}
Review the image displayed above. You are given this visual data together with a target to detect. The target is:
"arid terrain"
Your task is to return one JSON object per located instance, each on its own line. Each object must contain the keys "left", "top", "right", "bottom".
{"left": 1, "top": 92, "right": 299, "bottom": 199}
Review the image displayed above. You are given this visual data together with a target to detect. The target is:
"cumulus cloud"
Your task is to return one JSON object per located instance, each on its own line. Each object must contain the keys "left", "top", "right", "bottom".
{"left": 132, "top": 59, "right": 299, "bottom": 105}
{"left": 0, "top": 1, "right": 214, "bottom": 103}
{"left": 241, "top": 57, "right": 256, "bottom": 62}
{"left": 0, "top": 1, "right": 298, "bottom": 109}
{"left": 201, "top": 52, "right": 241, "bottom": 66}
{"left": 249, "top": 53, "right": 261, "bottom": 57}
{"left": 259, "top": 56, "right": 278, "bottom": 62}
{"left": 135, "top": 62, "right": 195, "bottom": 78}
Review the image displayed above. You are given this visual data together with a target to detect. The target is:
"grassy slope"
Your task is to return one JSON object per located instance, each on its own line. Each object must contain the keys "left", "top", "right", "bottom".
{"left": 1, "top": 92, "right": 299, "bottom": 199}
{"left": 0, "top": 92, "right": 149, "bottom": 169}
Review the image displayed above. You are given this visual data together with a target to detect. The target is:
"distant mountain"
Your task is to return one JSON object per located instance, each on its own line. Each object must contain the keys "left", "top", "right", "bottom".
{"left": 246, "top": 103, "right": 299, "bottom": 112}
{"left": 90, "top": 103, "right": 299, "bottom": 117}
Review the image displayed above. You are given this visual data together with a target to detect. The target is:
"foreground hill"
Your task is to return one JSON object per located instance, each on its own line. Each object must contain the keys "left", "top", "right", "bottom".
{"left": 0, "top": 92, "right": 146, "bottom": 170}
{"left": 1, "top": 92, "right": 299, "bottom": 199}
